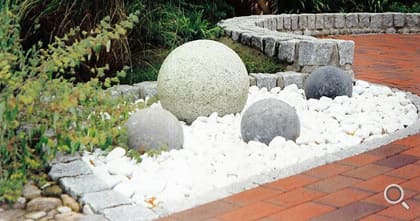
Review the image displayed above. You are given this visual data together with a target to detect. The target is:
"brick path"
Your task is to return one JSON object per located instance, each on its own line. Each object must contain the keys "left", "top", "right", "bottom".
{"left": 160, "top": 34, "right": 420, "bottom": 221}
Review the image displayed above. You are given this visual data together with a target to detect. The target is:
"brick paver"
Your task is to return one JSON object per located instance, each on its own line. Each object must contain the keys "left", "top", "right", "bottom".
{"left": 266, "top": 202, "right": 335, "bottom": 221}
{"left": 314, "top": 187, "right": 373, "bottom": 207}
{"left": 342, "top": 164, "right": 392, "bottom": 180}
{"left": 224, "top": 186, "right": 283, "bottom": 206}
{"left": 159, "top": 34, "right": 420, "bottom": 221}
{"left": 311, "top": 202, "right": 385, "bottom": 221}
{"left": 262, "top": 174, "right": 319, "bottom": 191}
{"left": 264, "top": 188, "right": 325, "bottom": 208}
{"left": 304, "top": 163, "right": 354, "bottom": 178}
{"left": 338, "top": 34, "right": 420, "bottom": 95}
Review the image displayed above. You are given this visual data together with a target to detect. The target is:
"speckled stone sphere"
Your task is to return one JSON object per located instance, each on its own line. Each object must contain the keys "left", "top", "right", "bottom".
{"left": 157, "top": 40, "right": 249, "bottom": 124}
{"left": 304, "top": 66, "right": 353, "bottom": 99}
{"left": 125, "top": 107, "right": 184, "bottom": 152}
{"left": 241, "top": 98, "right": 300, "bottom": 145}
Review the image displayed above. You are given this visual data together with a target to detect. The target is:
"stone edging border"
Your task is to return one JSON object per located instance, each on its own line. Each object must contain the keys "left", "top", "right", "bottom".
{"left": 110, "top": 72, "right": 307, "bottom": 101}
{"left": 218, "top": 13, "right": 420, "bottom": 73}
{"left": 53, "top": 81, "right": 420, "bottom": 221}
{"left": 48, "top": 155, "right": 158, "bottom": 221}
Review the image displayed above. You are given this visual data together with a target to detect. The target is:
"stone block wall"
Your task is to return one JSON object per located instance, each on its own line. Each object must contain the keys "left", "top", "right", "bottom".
{"left": 111, "top": 72, "right": 312, "bottom": 101}
{"left": 218, "top": 13, "right": 420, "bottom": 73}
{"left": 259, "top": 13, "right": 420, "bottom": 35}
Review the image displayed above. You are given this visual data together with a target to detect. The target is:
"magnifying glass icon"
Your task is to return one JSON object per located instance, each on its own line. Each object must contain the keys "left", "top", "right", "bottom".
{"left": 384, "top": 184, "right": 410, "bottom": 210}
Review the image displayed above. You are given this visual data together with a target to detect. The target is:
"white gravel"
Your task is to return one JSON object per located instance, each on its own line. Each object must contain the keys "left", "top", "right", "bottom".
{"left": 82, "top": 80, "right": 418, "bottom": 215}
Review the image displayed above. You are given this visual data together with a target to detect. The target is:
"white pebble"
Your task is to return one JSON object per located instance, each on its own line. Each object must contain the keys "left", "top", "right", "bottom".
{"left": 106, "top": 158, "right": 135, "bottom": 176}
{"left": 106, "top": 147, "right": 126, "bottom": 161}
{"left": 269, "top": 136, "right": 286, "bottom": 148}
{"left": 84, "top": 82, "right": 417, "bottom": 216}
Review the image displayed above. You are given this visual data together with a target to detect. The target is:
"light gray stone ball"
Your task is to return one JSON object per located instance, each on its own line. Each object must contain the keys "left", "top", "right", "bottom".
{"left": 157, "top": 40, "right": 249, "bottom": 124}
{"left": 241, "top": 98, "right": 300, "bottom": 145}
{"left": 125, "top": 108, "right": 183, "bottom": 152}
{"left": 304, "top": 66, "right": 353, "bottom": 99}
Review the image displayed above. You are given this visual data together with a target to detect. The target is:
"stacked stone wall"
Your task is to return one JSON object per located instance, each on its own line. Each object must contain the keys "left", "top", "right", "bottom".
{"left": 219, "top": 13, "right": 420, "bottom": 73}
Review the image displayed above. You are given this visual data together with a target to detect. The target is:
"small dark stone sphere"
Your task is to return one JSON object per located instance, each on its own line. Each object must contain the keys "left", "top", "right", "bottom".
{"left": 241, "top": 98, "right": 300, "bottom": 145}
{"left": 304, "top": 66, "right": 353, "bottom": 99}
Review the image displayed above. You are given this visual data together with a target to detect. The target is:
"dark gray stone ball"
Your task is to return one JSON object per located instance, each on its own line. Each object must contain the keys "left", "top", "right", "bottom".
{"left": 304, "top": 66, "right": 353, "bottom": 99}
{"left": 126, "top": 107, "right": 184, "bottom": 152}
{"left": 241, "top": 98, "right": 300, "bottom": 145}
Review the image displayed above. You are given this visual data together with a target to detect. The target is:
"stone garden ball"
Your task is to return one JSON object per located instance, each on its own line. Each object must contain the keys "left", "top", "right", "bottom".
{"left": 304, "top": 66, "right": 353, "bottom": 99}
{"left": 157, "top": 40, "right": 249, "bottom": 124}
{"left": 241, "top": 98, "right": 301, "bottom": 145}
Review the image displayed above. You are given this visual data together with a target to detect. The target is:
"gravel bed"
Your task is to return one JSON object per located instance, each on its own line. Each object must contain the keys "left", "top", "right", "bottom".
{"left": 81, "top": 80, "right": 419, "bottom": 216}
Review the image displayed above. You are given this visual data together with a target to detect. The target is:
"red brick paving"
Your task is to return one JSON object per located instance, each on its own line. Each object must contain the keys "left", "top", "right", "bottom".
{"left": 159, "top": 34, "right": 420, "bottom": 221}
{"left": 304, "top": 163, "right": 354, "bottom": 178}
{"left": 216, "top": 202, "right": 283, "bottom": 221}
{"left": 362, "top": 188, "right": 418, "bottom": 207}
{"left": 265, "top": 187, "right": 325, "bottom": 208}
{"left": 314, "top": 188, "right": 373, "bottom": 207}
{"left": 378, "top": 200, "right": 420, "bottom": 220}
{"left": 266, "top": 202, "right": 335, "bottom": 221}
{"left": 360, "top": 214, "right": 397, "bottom": 221}
{"left": 223, "top": 186, "right": 283, "bottom": 206}
{"left": 262, "top": 174, "right": 318, "bottom": 191}
{"left": 338, "top": 34, "right": 420, "bottom": 95}
{"left": 311, "top": 202, "right": 385, "bottom": 221}
{"left": 342, "top": 164, "right": 392, "bottom": 180}
{"left": 338, "top": 153, "right": 384, "bottom": 167}
{"left": 385, "top": 164, "right": 420, "bottom": 179}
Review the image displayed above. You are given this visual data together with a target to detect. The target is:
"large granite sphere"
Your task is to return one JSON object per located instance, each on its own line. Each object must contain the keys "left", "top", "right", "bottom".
{"left": 157, "top": 40, "right": 249, "bottom": 124}
{"left": 125, "top": 107, "right": 184, "bottom": 152}
{"left": 241, "top": 98, "right": 300, "bottom": 145}
{"left": 304, "top": 66, "right": 353, "bottom": 99}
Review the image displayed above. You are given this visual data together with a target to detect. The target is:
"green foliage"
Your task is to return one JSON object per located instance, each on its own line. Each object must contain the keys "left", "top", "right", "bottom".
{"left": 158, "top": 6, "right": 224, "bottom": 49}
{"left": 12, "top": 0, "right": 233, "bottom": 84}
{"left": 119, "top": 48, "right": 170, "bottom": 84}
{"left": 218, "top": 37, "right": 284, "bottom": 73}
{"left": 16, "top": 0, "right": 131, "bottom": 82}
{"left": 0, "top": 5, "right": 142, "bottom": 203}
{"left": 389, "top": 2, "right": 420, "bottom": 12}
{"left": 127, "top": 0, "right": 227, "bottom": 50}
{"left": 0, "top": 178, "right": 23, "bottom": 203}
{"left": 121, "top": 67, "right": 159, "bottom": 84}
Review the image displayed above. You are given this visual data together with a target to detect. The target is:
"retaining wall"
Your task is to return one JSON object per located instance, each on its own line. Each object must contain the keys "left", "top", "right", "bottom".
{"left": 218, "top": 13, "right": 420, "bottom": 73}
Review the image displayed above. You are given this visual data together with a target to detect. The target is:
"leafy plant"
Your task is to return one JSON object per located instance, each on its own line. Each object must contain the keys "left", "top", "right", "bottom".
{"left": 127, "top": 0, "right": 225, "bottom": 50}
{"left": 16, "top": 0, "right": 131, "bottom": 82}
{"left": 0, "top": 4, "right": 142, "bottom": 203}
{"left": 218, "top": 37, "right": 284, "bottom": 73}
{"left": 158, "top": 6, "right": 224, "bottom": 49}
{"left": 389, "top": 2, "right": 420, "bottom": 12}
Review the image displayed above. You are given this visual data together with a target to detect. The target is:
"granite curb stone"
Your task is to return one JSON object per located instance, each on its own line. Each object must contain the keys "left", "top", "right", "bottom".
{"left": 218, "top": 13, "right": 420, "bottom": 73}
{"left": 80, "top": 190, "right": 132, "bottom": 212}
{"left": 101, "top": 205, "right": 157, "bottom": 221}
{"left": 49, "top": 160, "right": 92, "bottom": 181}
{"left": 60, "top": 175, "right": 112, "bottom": 199}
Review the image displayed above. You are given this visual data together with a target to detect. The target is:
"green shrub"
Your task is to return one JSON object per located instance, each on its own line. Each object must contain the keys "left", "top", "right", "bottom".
{"left": 157, "top": 5, "right": 224, "bottom": 49}
{"left": 127, "top": 0, "right": 226, "bottom": 50}
{"left": 16, "top": 0, "right": 131, "bottom": 82}
{"left": 389, "top": 2, "right": 420, "bottom": 12}
{"left": 0, "top": 5, "right": 142, "bottom": 203}
{"left": 218, "top": 37, "right": 284, "bottom": 73}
